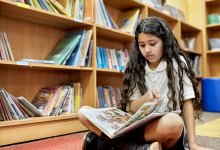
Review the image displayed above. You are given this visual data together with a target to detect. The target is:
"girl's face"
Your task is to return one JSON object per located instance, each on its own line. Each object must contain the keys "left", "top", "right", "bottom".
{"left": 138, "top": 33, "right": 163, "bottom": 70}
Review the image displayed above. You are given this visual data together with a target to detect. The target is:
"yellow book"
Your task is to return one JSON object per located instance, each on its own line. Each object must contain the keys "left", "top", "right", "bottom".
{"left": 49, "top": 0, "right": 69, "bottom": 16}
{"left": 117, "top": 9, "right": 140, "bottom": 34}
{"left": 74, "top": 82, "right": 81, "bottom": 113}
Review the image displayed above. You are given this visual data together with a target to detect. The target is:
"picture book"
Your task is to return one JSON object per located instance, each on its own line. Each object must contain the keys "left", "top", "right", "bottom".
{"left": 79, "top": 101, "right": 181, "bottom": 139}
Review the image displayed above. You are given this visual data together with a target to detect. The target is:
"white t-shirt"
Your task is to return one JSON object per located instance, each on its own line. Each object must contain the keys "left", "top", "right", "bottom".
{"left": 129, "top": 56, "right": 195, "bottom": 112}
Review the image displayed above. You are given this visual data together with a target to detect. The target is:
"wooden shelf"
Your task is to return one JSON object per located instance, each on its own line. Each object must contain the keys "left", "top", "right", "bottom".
{"left": 147, "top": 6, "right": 178, "bottom": 23}
{"left": 97, "top": 68, "right": 124, "bottom": 74}
{"left": 206, "top": 24, "right": 220, "bottom": 30}
{"left": 96, "top": 25, "right": 134, "bottom": 42}
{"left": 103, "top": 0, "right": 145, "bottom": 10}
{"left": 0, "top": 61, "right": 94, "bottom": 71}
{"left": 183, "top": 49, "right": 202, "bottom": 55}
{"left": 207, "top": 50, "right": 220, "bottom": 54}
{"left": 0, "top": 0, "right": 93, "bottom": 29}
{"left": 206, "top": 0, "right": 220, "bottom": 6}
{"left": 181, "top": 22, "right": 201, "bottom": 32}
{"left": 0, "top": 114, "right": 87, "bottom": 146}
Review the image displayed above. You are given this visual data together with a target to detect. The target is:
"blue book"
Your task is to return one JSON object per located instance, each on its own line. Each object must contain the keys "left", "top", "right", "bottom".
{"left": 46, "top": 34, "right": 81, "bottom": 65}
{"left": 65, "top": 30, "right": 86, "bottom": 66}
{"left": 99, "top": 47, "right": 108, "bottom": 68}
{"left": 96, "top": 47, "right": 102, "bottom": 68}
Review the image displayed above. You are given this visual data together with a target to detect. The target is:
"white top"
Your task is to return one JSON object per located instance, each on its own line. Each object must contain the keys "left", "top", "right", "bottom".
{"left": 129, "top": 56, "right": 195, "bottom": 112}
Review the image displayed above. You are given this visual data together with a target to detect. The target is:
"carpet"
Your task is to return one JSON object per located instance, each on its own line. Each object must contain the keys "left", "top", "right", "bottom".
{"left": 196, "top": 118, "right": 220, "bottom": 138}
{"left": 0, "top": 132, "right": 86, "bottom": 150}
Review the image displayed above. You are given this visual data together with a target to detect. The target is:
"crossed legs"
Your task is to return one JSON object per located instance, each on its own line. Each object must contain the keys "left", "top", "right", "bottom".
{"left": 78, "top": 106, "right": 184, "bottom": 150}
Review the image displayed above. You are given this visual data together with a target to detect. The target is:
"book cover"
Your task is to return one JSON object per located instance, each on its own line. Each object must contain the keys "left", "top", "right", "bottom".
{"left": 65, "top": 30, "right": 86, "bottom": 66}
{"left": 117, "top": 9, "right": 140, "bottom": 34}
{"left": 46, "top": 34, "right": 81, "bottom": 65}
{"left": 80, "top": 30, "right": 92, "bottom": 66}
{"left": 79, "top": 101, "right": 181, "bottom": 139}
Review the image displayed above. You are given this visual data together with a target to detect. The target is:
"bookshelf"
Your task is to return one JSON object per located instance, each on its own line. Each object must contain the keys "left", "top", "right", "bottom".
{"left": 204, "top": 0, "right": 220, "bottom": 77}
{"left": 0, "top": 0, "right": 203, "bottom": 146}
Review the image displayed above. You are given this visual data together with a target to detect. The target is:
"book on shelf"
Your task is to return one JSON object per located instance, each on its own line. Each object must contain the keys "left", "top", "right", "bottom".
{"left": 17, "top": 96, "right": 44, "bottom": 117}
{"left": 79, "top": 101, "right": 181, "bottom": 139}
{"left": 208, "top": 38, "right": 220, "bottom": 51}
{"left": 46, "top": 33, "right": 81, "bottom": 65}
{"left": 117, "top": 8, "right": 140, "bottom": 34}
{"left": 49, "top": 0, "right": 69, "bottom": 16}
{"left": 0, "top": 32, "right": 14, "bottom": 61}
{"left": 19, "top": 58, "right": 55, "bottom": 64}
{"left": 65, "top": 30, "right": 86, "bottom": 66}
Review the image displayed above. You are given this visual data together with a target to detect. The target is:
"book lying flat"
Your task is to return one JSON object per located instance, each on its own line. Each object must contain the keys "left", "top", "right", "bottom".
{"left": 79, "top": 102, "right": 180, "bottom": 139}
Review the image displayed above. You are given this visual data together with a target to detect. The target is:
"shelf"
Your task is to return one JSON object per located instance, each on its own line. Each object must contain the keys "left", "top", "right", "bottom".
{"left": 97, "top": 68, "right": 124, "bottom": 74}
{"left": 103, "top": 0, "right": 145, "bottom": 10}
{"left": 206, "top": 24, "right": 220, "bottom": 30}
{"left": 0, "top": 113, "right": 87, "bottom": 146}
{"left": 0, "top": 0, "right": 93, "bottom": 29}
{"left": 0, "top": 113, "right": 77, "bottom": 127}
{"left": 147, "top": 6, "right": 178, "bottom": 23}
{"left": 206, "top": 0, "right": 220, "bottom": 6}
{"left": 182, "top": 49, "right": 202, "bottom": 55}
{"left": 181, "top": 22, "right": 201, "bottom": 32}
{"left": 207, "top": 50, "right": 220, "bottom": 54}
{"left": 96, "top": 25, "right": 134, "bottom": 42}
{"left": 0, "top": 60, "right": 93, "bottom": 71}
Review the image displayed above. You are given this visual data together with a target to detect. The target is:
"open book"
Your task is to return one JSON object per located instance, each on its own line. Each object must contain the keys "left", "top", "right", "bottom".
{"left": 79, "top": 101, "right": 181, "bottom": 139}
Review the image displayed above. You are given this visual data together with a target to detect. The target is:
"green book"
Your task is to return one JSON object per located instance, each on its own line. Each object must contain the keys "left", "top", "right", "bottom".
{"left": 208, "top": 14, "right": 219, "bottom": 25}
{"left": 46, "top": 34, "right": 81, "bottom": 65}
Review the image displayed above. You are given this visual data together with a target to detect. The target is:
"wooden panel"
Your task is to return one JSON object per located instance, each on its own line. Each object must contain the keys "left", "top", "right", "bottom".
{"left": 207, "top": 54, "right": 220, "bottom": 76}
{"left": 103, "top": 0, "right": 145, "bottom": 10}
{"left": 97, "top": 38, "right": 127, "bottom": 49}
{"left": 0, "top": 117, "right": 87, "bottom": 146}
{"left": 97, "top": 71, "right": 123, "bottom": 87}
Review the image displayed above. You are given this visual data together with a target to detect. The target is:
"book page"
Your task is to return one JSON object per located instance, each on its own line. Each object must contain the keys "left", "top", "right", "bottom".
{"left": 79, "top": 107, "right": 131, "bottom": 137}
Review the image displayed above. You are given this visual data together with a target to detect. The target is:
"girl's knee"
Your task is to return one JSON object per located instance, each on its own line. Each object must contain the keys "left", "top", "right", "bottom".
{"left": 160, "top": 113, "right": 184, "bottom": 137}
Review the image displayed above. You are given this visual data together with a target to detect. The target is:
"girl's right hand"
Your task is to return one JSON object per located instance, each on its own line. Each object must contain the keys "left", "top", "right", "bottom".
{"left": 143, "top": 89, "right": 161, "bottom": 102}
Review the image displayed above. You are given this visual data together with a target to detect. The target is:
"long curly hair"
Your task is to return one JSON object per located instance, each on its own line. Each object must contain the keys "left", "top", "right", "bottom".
{"left": 118, "top": 17, "right": 202, "bottom": 119}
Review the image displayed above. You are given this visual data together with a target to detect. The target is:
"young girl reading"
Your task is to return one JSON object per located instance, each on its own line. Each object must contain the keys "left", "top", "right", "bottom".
{"left": 78, "top": 17, "right": 213, "bottom": 150}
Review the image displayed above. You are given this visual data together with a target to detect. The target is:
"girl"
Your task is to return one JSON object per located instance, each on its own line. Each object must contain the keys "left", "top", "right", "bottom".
{"left": 78, "top": 17, "right": 213, "bottom": 150}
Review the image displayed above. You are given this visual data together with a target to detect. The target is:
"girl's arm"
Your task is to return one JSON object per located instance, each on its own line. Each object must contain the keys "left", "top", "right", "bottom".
{"left": 128, "top": 89, "right": 160, "bottom": 113}
{"left": 183, "top": 99, "right": 213, "bottom": 150}
{"left": 182, "top": 99, "right": 196, "bottom": 148}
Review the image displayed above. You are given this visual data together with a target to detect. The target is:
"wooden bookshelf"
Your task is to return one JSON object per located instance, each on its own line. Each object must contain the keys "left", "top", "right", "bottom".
{"left": 204, "top": 0, "right": 220, "bottom": 77}
{"left": 0, "top": 0, "right": 204, "bottom": 146}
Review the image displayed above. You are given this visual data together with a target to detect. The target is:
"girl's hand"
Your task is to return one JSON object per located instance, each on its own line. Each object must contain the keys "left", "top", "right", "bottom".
{"left": 143, "top": 89, "right": 161, "bottom": 102}
{"left": 190, "top": 143, "right": 214, "bottom": 150}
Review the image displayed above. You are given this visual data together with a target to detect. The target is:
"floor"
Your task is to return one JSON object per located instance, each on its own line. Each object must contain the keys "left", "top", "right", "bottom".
{"left": 0, "top": 111, "right": 219, "bottom": 150}
{"left": 196, "top": 111, "right": 220, "bottom": 125}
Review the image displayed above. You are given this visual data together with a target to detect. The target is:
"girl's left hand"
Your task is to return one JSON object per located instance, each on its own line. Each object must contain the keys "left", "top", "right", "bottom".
{"left": 190, "top": 143, "right": 214, "bottom": 150}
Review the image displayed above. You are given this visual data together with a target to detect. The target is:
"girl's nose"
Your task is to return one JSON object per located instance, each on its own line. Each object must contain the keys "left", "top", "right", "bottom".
{"left": 145, "top": 46, "right": 151, "bottom": 53}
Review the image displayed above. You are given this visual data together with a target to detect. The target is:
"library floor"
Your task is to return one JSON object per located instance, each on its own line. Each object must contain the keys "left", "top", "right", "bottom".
{"left": 1, "top": 111, "right": 219, "bottom": 150}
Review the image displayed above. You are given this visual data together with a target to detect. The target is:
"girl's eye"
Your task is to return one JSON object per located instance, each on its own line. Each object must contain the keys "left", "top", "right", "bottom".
{"left": 139, "top": 44, "right": 145, "bottom": 48}
{"left": 150, "top": 42, "right": 156, "bottom": 46}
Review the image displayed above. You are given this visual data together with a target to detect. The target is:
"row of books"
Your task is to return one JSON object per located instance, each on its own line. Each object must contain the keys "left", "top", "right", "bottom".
{"left": 46, "top": 29, "right": 93, "bottom": 66}
{"left": 96, "top": 47, "right": 130, "bottom": 72}
{"left": 179, "top": 37, "right": 196, "bottom": 51}
{"left": 140, "top": 0, "right": 186, "bottom": 22}
{"left": 0, "top": 32, "right": 14, "bottom": 61}
{"left": 96, "top": 0, "right": 141, "bottom": 34}
{"left": 0, "top": 83, "right": 82, "bottom": 121}
{"left": 32, "top": 83, "right": 82, "bottom": 116}
{"left": 12, "top": 0, "right": 85, "bottom": 21}
{"left": 207, "top": 14, "right": 220, "bottom": 25}
{"left": 96, "top": 86, "right": 122, "bottom": 108}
